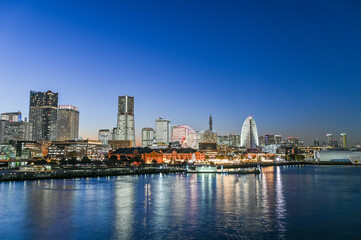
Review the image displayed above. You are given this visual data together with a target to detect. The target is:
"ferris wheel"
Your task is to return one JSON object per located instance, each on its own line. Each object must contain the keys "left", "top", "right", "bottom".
{"left": 171, "top": 124, "right": 198, "bottom": 149}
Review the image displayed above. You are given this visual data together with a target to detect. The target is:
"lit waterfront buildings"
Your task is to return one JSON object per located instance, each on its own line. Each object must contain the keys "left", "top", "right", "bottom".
{"left": 1, "top": 112, "right": 22, "bottom": 122}
{"left": 142, "top": 127, "right": 155, "bottom": 147}
{"left": 29, "top": 90, "right": 58, "bottom": 141}
{"left": 98, "top": 129, "right": 111, "bottom": 145}
{"left": 340, "top": 133, "right": 347, "bottom": 149}
{"left": 155, "top": 117, "right": 171, "bottom": 144}
{"left": 57, "top": 105, "right": 79, "bottom": 141}
{"left": 240, "top": 116, "right": 259, "bottom": 148}
{"left": 115, "top": 95, "right": 135, "bottom": 146}
{"left": 48, "top": 140, "right": 105, "bottom": 160}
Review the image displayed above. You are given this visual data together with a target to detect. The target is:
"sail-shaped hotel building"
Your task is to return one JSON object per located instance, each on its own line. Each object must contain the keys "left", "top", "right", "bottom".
{"left": 240, "top": 116, "right": 259, "bottom": 149}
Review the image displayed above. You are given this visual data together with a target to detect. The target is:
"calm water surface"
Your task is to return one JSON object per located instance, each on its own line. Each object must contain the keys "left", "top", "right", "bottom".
{"left": 1, "top": 165, "right": 361, "bottom": 240}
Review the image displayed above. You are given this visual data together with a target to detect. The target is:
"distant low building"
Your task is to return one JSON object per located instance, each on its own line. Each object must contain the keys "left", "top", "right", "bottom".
{"left": 108, "top": 140, "right": 133, "bottom": 150}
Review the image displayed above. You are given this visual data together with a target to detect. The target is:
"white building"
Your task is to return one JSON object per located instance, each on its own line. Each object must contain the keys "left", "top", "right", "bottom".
{"left": 155, "top": 118, "right": 171, "bottom": 144}
{"left": 142, "top": 128, "right": 155, "bottom": 147}
{"left": 240, "top": 116, "right": 259, "bottom": 148}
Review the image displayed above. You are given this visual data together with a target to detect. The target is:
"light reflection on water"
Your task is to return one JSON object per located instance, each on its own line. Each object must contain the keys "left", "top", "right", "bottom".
{"left": 1, "top": 166, "right": 361, "bottom": 239}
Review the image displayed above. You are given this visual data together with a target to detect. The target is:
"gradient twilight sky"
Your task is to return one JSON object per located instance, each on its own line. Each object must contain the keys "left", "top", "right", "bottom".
{"left": 1, "top": 0, "right": 361, "bottom": 146}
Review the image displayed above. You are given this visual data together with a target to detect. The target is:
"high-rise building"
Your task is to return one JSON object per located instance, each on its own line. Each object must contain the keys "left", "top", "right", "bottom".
{"left": 111, "top": 127, "right": 117, "bottom": 141}
{"left": 286, "top": 136, "right": 303, "bottom": 147}
{"left": 332, "top": 139, "right": 338, "bottom": 148}
{"left": 0, "top": 120, "right": 5, "bottom": 143}
{"left": 2, "top": 121, "right": 32, "bottom": 143}
{"left": 1, "top": 111, "right": 21, "bottom": 122}
{"left": 326, "top": 134, "right": 333, "bottom": 147}
{"left": 275, "top": 135, "right": 282, "bottom": 145}
{"left": 314, "top": 139, "right": 320, "bottom": 147}
{"left": 98, "top": 129, "right": 111, "bottom": 145}
{"left": 116, "top": 95, "right": 135, "bottom": 146}
{"left": 29, "top": 90, "right": 58, "bottom": 141}
{"left": 340, "top": 133, "right": 347, "bottom": 149}
{"left": 142, "top": 128, "right": 155, "bottom": 147}
{"left": 228, "top": 133, "right": 240, "bottom": 146}
{"left": 258, "top": 136, "right": 265, "bottom": 146}
{"left": 240, "top": 116, "right": 259, "bottom": 148}
{"left": 155, "top": 118, "right": 171, "bottom": 144}
{"left": 57, "top": 105, "right": 79, "bottom": 141}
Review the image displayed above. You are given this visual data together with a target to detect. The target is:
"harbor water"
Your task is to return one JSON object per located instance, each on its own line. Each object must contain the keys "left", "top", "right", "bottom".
{"left": 1, "top": 165, "right": 361, "bottom": 239}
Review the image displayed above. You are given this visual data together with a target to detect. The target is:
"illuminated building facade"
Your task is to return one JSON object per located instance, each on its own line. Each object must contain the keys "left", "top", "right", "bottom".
{"left": 57, "top": 105, "right": 79, "bottom": 141}
{"left": 29, "top": 90, "right": 58, "bottom": 141}
{"left": 116, "top": 95, "right": 135, "bottom": 146}
{"left": 240, "top": 116, "right": 259, "bottom": 148}
{"left": 48, "top": 140, "right": 105, "bottom": 160}
{"left": 109, "top": 147, "right": 205, "bottom": 164}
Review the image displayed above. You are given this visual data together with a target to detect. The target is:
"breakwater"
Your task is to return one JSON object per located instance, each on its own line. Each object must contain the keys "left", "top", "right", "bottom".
{"left": 0, "top": 167, "right": 183, "bottom": 182}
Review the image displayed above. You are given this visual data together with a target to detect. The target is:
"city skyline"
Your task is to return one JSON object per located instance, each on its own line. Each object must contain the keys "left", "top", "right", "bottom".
{"left": 0, "top": 89, "right": 358, "bottom": 147}
{"left": 1, "top": 1, "right": 361, "bottom": 145}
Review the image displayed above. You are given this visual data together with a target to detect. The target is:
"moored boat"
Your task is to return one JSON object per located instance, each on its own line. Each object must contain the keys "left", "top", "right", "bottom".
{"left": 348, "top": 156, "right": 361, "bottom": 165}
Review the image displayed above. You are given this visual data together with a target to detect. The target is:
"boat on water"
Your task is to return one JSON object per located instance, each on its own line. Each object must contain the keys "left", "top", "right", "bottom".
{"left": 186, "top": 165, "right": 261, "bottom": 174}
{"left": 186, "top": 165, "right": 217, "bottom": 173}
{"left": 348, "top": 156, "right": 361, "bottom": 165}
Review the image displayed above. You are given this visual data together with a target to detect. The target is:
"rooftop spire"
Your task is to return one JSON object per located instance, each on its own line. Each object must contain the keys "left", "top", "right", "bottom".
{"left": 209, "top": 114, "right": 213, "bottom": 131}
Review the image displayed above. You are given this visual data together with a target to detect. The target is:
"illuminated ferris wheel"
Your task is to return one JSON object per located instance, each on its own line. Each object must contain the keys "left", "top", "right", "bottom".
{"left": 171, "top": 124, "right": 197, "bottom": 149}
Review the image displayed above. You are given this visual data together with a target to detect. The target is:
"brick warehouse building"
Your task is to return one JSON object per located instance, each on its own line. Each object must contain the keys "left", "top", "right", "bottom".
{"left": 109, "top": 147, "right": 205, "bottom": 164}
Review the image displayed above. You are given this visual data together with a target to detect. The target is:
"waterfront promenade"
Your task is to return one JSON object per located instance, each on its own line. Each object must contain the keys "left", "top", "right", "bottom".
{"left": 0, "top": 161, "right": 307, "bottom": 182}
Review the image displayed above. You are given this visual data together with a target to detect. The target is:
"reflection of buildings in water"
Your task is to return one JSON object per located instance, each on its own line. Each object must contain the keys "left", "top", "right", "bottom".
{"left": 261, "top": 166, "right": 287, "bottom": 237}
{"left": 275, "top": 166, "right": 287, "bottom": 238}
{"left": 25, "top": 180, "right": 75, "bottom": 239}
{"left": 113, "top": 176, "right": 135, "bottom": 239}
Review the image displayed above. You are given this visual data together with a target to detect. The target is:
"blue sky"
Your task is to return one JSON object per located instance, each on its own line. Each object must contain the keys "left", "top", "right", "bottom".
{"left": 1, "top": 0, "right": 361, "bottom": 146}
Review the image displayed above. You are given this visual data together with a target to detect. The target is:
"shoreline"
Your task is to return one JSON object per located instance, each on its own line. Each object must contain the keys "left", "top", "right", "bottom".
{"left": 0, "top": 161, "right": 354, "bottom": 182}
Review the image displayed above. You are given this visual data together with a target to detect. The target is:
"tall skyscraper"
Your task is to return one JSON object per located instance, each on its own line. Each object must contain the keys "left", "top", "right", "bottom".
{"left": 142, "top": 128, "right": 155, "bottom": 147}
{"left": 57, "top": 105, "right": 79, "bottom": 141}
{"left": 116, "top": 95, "right": 135, "bottom": 146}
{"left": 29, "top": 90, "right": 58, "bottom": 141}
{"left": 326, "top": 134, "right": 333, "bottom": 147}
{"left": 155, "top": 117, "right": 171, "bottom": 144}
{"left": 1, "top": 111, "right": 21, "bottom": 122}
{"left": 340, "top": 133, "right": 347, "bottom": 149}
{"left": 314, "top": 139, "right": 320, "bottom": 147}
{"left": 240, "top": 116, "right": 259, "bottom": 148}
